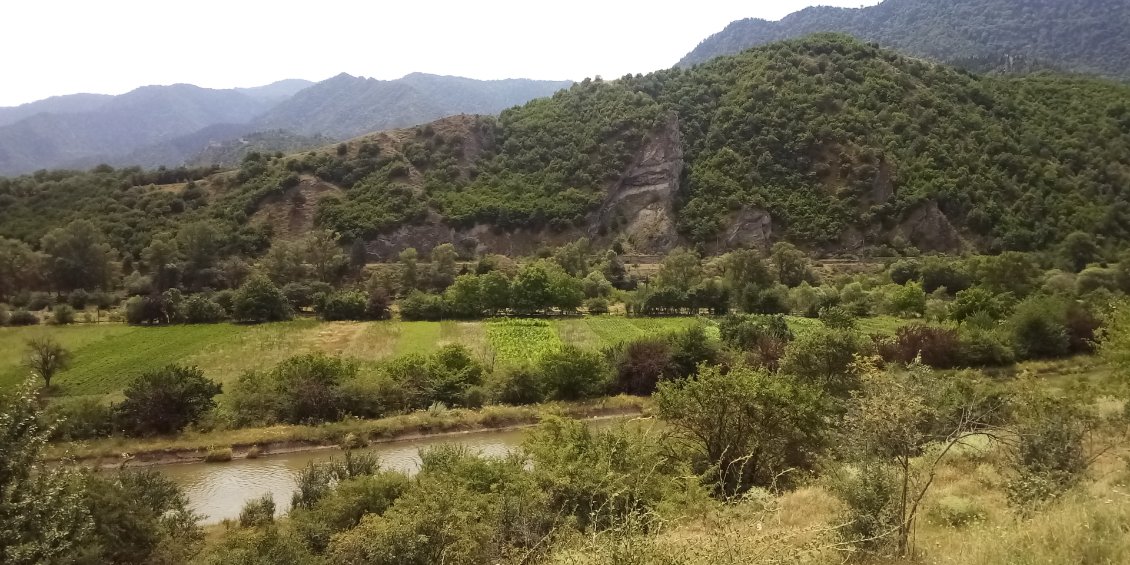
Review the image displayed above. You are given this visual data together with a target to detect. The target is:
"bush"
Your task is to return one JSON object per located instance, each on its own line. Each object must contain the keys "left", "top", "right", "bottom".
{"left": 398, "top": 291, "right": 447, "bottom": 321}
{"left": 950, "top": 286, "right": 1014, "bottom": 323}
{"left": 366, "top": 287, "right": 392, "bottom": 320}
{"left": 238, "top": 494, "right": 276, "bottom": 527}
{"left": 612, "top": 338, "right": 674, "bottom": 395}
{"left": 67, "top": 289, "right": 89, "bottom": 310}
{"left": 921, "top": 257, "right": 971, "bottom": 294}
{"left": 488, "top": 365, "right": 546, "bottom": 405}
{"left": 667, "top": 323, "right": 720, "bottom": 378}
{"left": 282, "top": 282, "right": 317, "bottom": 310}
{"left": 319, "top": 291, "right": 369, "bottom": 321}
{"left": 780, "top": 328, "right": 864, "bottom": 396}
{"left": 957, "top": 325, "right": 1016, "bottom": 366}
{"left": 884, "top": 282, "right": 926, "bottom": 318}
{"left": 291, "top": 473, "right": 410, "bottom": 553}
{"left": 584, "top": 297, "right": 610, "bottom": 314}
{"left": 124, "top": 294, "right": 171, "bottom": 325}
{"left": 539, "top": 345, "right": 610, "bottom": 400}
{"left": 8, "top": 309, "right": 39, "bottom": 326}
{"left": 51, "top": 304, "right": 75, "bottom": 325}
{"left": 232, "top": 274, "right": 292, "bottom": 323}
{"left": 26, "top": 291, "right": 52, "bottom": 311}
{"left": 1010, "top": 296, "right": 1071, "bottom": 359}
{"left": 180, "top": 294, "right": 227, "bottom": 323}
{"left": 929, "top": 495, "right": 986, "bottom": 528}
{"left": 1075, "top": 267, "right": 1121, "bottom": 295}
{"left": 877, "top": 324, "right": 962, "bottom": 368}
{"left": 46, "top": 397, "right": 115, "bottom": 441}
{"left": 204, "top": 447, "right": 233, "bottom": 463}
{"left": 888, "top": 259, "right": 921, "bottom": 285}
{"left": 116, "top": 365, "right": 223, "bottom": 436}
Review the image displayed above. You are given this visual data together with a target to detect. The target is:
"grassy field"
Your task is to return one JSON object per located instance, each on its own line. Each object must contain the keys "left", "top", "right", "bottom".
{"left": 1, "top": 314, "right": 910, "bottom": 398}
{"left": 0, "top": 316, "right": 708, "bottom": 397}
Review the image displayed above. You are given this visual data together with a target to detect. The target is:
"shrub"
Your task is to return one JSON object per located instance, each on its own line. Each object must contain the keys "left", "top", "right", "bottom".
{"left": 232, "top": 274, "right": 292, "bottom": 323}
{"left": 667, "top": 323, "right": 720, "bottom": 378}
{"left": 8, "top": 309, "right": 39, "bottom": 326}
{"left": 888, "top": 259, "right": 921, "bottom": 285}
{"left": 204, "top": 447, "right": 233, "bottom": 463}
{"left": 124, "top": 294, "right": 171, "bottom": 325}
{"left": 884, "top": 282, "right": 926, "bottom": 318}
{"left": 1074, "top": 267, "right": 1120, "bottom": 295}
{"left": 291, "top": 473, "right": 410, "bottom": 553}
{"left": 950, "top": 286, "right": 1014, "bottom": 323}
{"left": 780, "top": 328, "right": 864, "bottom": 396}
{"left": 656, "top": 364, "right": 830, "bottom": 496}
{"left": 46, "top": 397, "right": 115, "bottom": 441}
{"left": 539, "top": 345, "right": 610, "bottom": 400}
{"left": 878, "top": 324, "right": 962, "bottom": 368}
{"left": 488, "top": 365, "right": 546, "bottom": 405}
{"left": 366, "top": 287, "right": 392, "bottom": 320}
{"left": 612, "top": 338, "right": 674, "bottom": 395}
{"left": 67, "top": 289, "right": 89, "bottom": 310}
{"left": 1009, "top": 296, "right": 1071, "bottom": 359}
{"left": 26, "top": 291, "right": 53, "bottom": 311}
{"left": 282, "top": 282, "right": 317, "bottom": 310}
{"left": 398, "top": 291, "right": 447, "bottom": 321}
{"left": 238, "top": 494, "right": 275, "bottom": 527}
{"left": 929, "top": 495, "right": 986, "bottom": 528}
{"left": 51, "top": 304, "right": 75, "bottom": 325}
{"left": 180, "top": 294, "right": 227, "bottom": 323}
{"left": 921, "top": 257, "right": 971, "bottom": 294}
{"left": 116, "top": 365, "right": 223, "bottom": 436}
{"left": 957, "top": 325, "right": 1016, "bottom": 366}
{"left": 272, "top": 354, "right": 355, "bottom": 424}
{"left": 584, "top": 297, "right": 610, "bottom": 314}
{"left": 319, "top": 291, "right": 369, "bottom": 321}
{"left": 422, "top": 345, "right": 486, "bottom": 407}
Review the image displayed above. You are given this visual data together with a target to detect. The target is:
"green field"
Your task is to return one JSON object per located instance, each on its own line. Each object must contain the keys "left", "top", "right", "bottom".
{"left": 0, "top": 316, "right": 705, "bottom": 397}
{"left": 1, "top": 315, "right": 909, "bottom": 398}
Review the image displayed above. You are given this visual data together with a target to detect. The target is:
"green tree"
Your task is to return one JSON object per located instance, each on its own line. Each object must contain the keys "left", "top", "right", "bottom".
{"left": 0, "top": 381, "right": 92, "bottom": 564}
{"left": 780, "top": 328, "right": 864, "bottom": 396}
{"left": 304, "top": 230, "right": 347, "bottom": 284}
{"left": 479, "top": 271, "right": 511, "bottom": 315}
{"left": 539, "top": 345, "right": 610, "bottom": 400}
{"left": 655, "top": 248, "right": 703, "bottom": 292}
{"left": 141, "top": 236, "right": 180, "bottom": 291}
{"left": 232, "top": 274, "right": 292, "bottom": 323}
{"left": 0, "top": 237, "right": 42, "bottom": 302}
{"left": 261, "top": 241, "right": 308, "bottom": 286}
{"left": 511, "top": 262, "right": 554, "bottom": 314}
{"left": 24, "top": 337, "right": 72, "bottom": 388}
{"left": 1060, "top": 231, "right": 1099, "bottom": 273}
{"left": 444, "top": 274, "right": 483, "bottom": 318}
{"left": 430, "top": 243, "right": 459, "bottom": 290}
{"left": 656, "top": 364, "right": 830, "bottom": 497}
{"left": 771, "top": 242, "right": 814, "bottom": 288}
{"left": 40, "top": 220, "right": 116, "bottom": 292}
{"left": 177, "top": 221, "right": 221, "bottom": 289}
{"left": 976, "top": 252, "right": 1040, "bottom": 297}
{"left": 116, "top": 365, "right": 222, "bottom": 436}
{"left": 398, "top": 248, "right": 419, "bottom": 293}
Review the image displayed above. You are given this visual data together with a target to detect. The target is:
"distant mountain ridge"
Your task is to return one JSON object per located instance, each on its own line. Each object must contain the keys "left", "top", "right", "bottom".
{"left": 0, "top": 74, "right": 571, "bottom": 175}
{"left": 253, "top": 73, "right": 574, "bottom": 139}
{"left": 679, "top": 0, "right": 1130, "bottom": 77}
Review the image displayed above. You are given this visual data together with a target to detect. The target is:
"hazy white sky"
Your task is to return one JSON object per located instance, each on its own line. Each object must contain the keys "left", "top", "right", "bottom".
{"left": 0, "top": 0, "right": 878, "bottom": 107}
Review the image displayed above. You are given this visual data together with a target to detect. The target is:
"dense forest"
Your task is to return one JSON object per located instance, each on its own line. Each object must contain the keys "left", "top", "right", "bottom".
{"left": 679, "top": 0, "right": 1130, "bottom": 77}
{"left": 2, "top": 35, "right": 1129, "bottom": 268}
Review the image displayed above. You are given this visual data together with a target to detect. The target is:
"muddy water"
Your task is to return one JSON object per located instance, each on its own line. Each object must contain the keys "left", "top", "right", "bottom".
{"left": 160, "top": 420, "right": 623, "bottom": 524}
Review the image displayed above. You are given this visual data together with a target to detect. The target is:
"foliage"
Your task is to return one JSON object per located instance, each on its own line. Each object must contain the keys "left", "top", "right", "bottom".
{"left": 656, "top": 364, "right": 830, "bottom": 497}
{"left": 238, "top": 494, "right": 276, "bottom": 528}
{"left": 877, "top": 324, "right": 962, "bottom": 369}
{"left": 318, "top": 291, "right": 369, "bottom": 321}
{"left": 229, "top": 354, "right": 356, "bottom": 425}
{"left": 0, "top": 380, "right": 92, "bottom": 565}
{"left": 232, "top": 274, "right": 292, "bottom": 323}
{"left": 538, "top": 345, "right": 611, "bottom": 401}
{"left": 115, "top": 364, "right": 222, "bottom": 436}
{"left": 779, "top": 328, "right": 864, "bottom": 396}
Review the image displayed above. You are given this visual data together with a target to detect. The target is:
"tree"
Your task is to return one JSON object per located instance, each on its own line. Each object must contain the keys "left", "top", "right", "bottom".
{"left": 656, "top": 364, "right": 830, "bottom": 497}
{"left": 833, "top": 361, "right": 998, "bottom": 556}
{"left": 177, "top": 221, "right": 222, "bottom": 289}
{"left": 232, "top": 274, "right": 292, "bottom": 323}
{"left": 116, "top": 365, "right": 222, "bottom": 436}
{"left": 398, "top": 248, "right": 419, "bottom": 293}
{"left": 511, "top": 262, "right": 553, "bottom": 314}
{"left": 304, "top": 230, "right": 347, "bottom": 284}
{"left": 444, "top": 274, "right": 483, "bottom": 318}
{"left": 0, "top": 237, "right": 43, "bottom": 302}
{"left": 261, "top": 241, "right": 308, "bottom": 286}
{"left": 0, "top": 380, "right": 92, "bottom": 564}
{"left": 141, "top": 236, "right": 180, "bottom": 291}
{"left": 976, "top": 252, "right": 1040, "bottom": 297}
{"left": 770, "top": 242, "right": 814, "bottom": 288}
{"left": 479, "top": 271, "right": 511, "bottom": 315}
{"left": 78, "top": 470, "right": 203, "bottom": 564}
{"left": 538, "top": 345, "right": 610, "bottom": 400}
{"left": 552, "top": 238, "right": 590, "bottom": 277}
{"left": 1060, "top": 231, "right": 1099, "bottom": 273}
{"left": 780, "top": 328, "right": 864, "bottom": 396}
{"left": 349, "top": 238, "right": 368, "bottom": 272}
{"left": 430, "top": 243, "right": 459, "bottom": 290}
{"left": 25, "top": 337, "right": 72, "bottom": 388}
{"left": 655, "top": 248, "right": 703, "bottom": 292}
{"left": 40, "top": 219, "right": 116, "bottom": 292}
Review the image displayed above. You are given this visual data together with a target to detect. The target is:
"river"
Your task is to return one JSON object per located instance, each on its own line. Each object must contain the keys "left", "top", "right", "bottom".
{"left": 158, "top": 419, "right": 625, "bottom": 524}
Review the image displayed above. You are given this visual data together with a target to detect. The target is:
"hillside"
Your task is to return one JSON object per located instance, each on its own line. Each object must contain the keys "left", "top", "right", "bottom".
{"left": 0, "top": 74, "right": 571, "bottom": 175}
{"left": 679, "top": 0, "right": 1130, "bottom": 78}
{"left": 2, "top": 35, "right": 1129, "bottom": 260}
{"left": 252, "top": 73, "right": 574, "bottom": 139}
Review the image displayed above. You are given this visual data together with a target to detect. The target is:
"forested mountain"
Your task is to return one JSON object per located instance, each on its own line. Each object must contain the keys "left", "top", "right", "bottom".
{"left": 252, "top": 73, "right": 573, "bottom": 139}
{"left": 679, "top": 0, "right": 1130, "bottom": 77}
{"left": 2, "top": 35, "right": 1128, "bottom": 261}
{"left": 0, "top": 84, "right": 276, "bottom": 174}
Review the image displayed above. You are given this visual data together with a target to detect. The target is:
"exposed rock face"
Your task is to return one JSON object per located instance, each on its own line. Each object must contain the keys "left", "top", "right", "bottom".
{"left": 251, "top": 175, "right": 344, "bottom": 240}
{"left": 714, "top": 207, "right": 773, "bottom": 252}
{"left": 896, "top": 200, "right": 963, "bottom": 252}
{"left": 596, "top": 115, "right": 683, "bottom": 253}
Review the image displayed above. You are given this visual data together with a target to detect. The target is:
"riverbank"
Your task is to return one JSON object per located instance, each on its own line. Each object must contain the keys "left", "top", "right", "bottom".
{"left": 49, "top": 395, "right": 650, "bottom": 467}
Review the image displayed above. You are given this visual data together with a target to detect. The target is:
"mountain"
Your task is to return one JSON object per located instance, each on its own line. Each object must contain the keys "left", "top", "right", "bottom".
{"left": 252, "top": 73, "right": 573, "bottom": 139}
{"left": 0, "top": 93, "right": 114, "bottom": 128}
{"left": 0, "top": 84, "right": 274, "bottom": 174}
{"left": 0, "top": 74, "right": 570, "bottom": 175}
{"left": 679, "top": 0, "right": 1130, "bottom": 77}
{"left": 4, "top": 36, "right": 1128, "bottom": 260}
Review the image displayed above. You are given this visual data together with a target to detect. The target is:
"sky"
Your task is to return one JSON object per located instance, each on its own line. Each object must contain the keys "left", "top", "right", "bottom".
{"left": 0, "top": 0, "right": 879, "bottom": 107}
